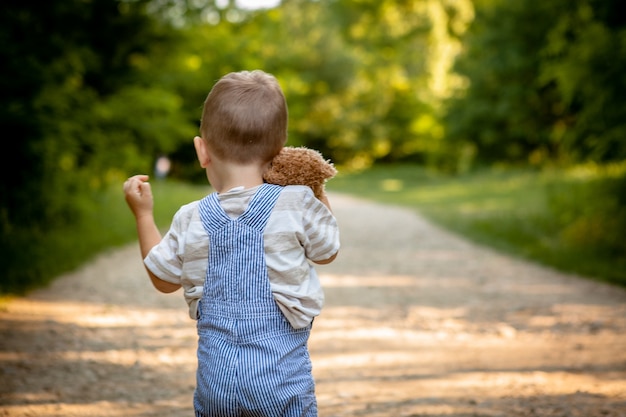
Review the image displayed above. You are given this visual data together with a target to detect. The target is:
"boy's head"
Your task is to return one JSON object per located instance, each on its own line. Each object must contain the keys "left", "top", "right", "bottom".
{"left": 200, "top": 70, "right": 288, "bottom": 164}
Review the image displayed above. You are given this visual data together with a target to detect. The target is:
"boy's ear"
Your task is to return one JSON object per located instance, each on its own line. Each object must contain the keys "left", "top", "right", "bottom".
{"left": 193, "top": 136, "right": 210, "bottom": 168}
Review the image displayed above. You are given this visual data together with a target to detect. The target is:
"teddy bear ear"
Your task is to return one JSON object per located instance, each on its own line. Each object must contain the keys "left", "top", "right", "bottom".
{"left": 322, "top": 162, "right": 338, "bottom": 179}
{"left": 301, "top": 146, "right": 337, "bottom": 179}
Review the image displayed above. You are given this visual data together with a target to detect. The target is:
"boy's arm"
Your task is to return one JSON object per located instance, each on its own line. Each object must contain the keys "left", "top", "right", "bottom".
{"left": 124, "top": 175, "right": 181, "bottom": 293}
{"left": 312, "top": 252, "right": 337, "bottom": 265}
{"left": 135, "top": 213, "right": 181, "bottom": 293}
{"left": 311, "top": 191, "right": 339, "bottom": 265}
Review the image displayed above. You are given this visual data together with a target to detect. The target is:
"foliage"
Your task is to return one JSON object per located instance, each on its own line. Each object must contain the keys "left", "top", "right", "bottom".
{"left": 0, "top": 0, "right": 194, "bottom": 293}
{"left": 328, "top": 164, "right": 626, "bottom": 287}
{"left": 540, "top": 0, "right": 626, "bottom": 163}
{"left": 0, "top": 0, "right": 189, "bottom": 231}
{"left": 144, "top": 0, "right": 473, "bottom": 172}
{"left": 444, "top": 0, "right": 626, "bottom": 169}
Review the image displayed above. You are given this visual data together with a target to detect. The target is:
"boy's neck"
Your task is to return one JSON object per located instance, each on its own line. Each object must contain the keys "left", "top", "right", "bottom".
{"left": 209, "top": 160, "right": 268, "bottom": 194}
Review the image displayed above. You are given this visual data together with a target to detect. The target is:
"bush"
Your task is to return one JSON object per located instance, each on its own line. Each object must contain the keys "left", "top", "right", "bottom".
{"left": 547, "top": 165, "right": 626, "bottom": 259}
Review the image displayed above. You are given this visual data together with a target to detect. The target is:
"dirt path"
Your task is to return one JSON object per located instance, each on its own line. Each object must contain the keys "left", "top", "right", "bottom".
{"left": 1, "top": 193, "right": 625, "bottom": 417}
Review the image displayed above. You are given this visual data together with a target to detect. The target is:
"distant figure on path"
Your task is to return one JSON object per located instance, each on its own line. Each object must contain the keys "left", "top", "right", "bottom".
{"left": 154, "top": 155, "right": 171, "bottom": 179}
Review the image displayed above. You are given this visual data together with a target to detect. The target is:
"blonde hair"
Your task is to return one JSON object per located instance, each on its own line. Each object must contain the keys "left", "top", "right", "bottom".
{"left": 200, "top": 70, "right": 288, "bottom": 164}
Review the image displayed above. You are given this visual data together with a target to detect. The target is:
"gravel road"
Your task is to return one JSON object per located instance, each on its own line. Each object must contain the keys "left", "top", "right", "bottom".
{"left": 1, "top": 193, "right": 625, "bottom": 417}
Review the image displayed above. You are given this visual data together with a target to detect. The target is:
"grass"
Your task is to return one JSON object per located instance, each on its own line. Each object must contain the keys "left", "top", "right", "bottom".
{"left": 327, "top": 164, "right": 626, "bottom": 287}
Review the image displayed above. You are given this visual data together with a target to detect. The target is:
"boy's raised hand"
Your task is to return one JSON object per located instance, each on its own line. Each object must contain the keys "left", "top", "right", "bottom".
{"left": 123, "top": 174, "right": 154, "bottom": 218}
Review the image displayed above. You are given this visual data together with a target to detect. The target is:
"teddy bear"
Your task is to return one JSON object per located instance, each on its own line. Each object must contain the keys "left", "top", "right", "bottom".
{"left": 263, "top": 146, "right": 337, "bottom": 200}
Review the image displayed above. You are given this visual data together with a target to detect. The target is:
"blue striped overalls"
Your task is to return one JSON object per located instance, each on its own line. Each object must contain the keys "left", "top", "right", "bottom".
{"left": 194, "top": 184, "right": 317, "bottom": 417}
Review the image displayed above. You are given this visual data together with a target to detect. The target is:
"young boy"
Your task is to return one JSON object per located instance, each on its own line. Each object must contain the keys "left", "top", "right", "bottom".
{"left": 123, "top": 70, "right": 340, "bottom": 417}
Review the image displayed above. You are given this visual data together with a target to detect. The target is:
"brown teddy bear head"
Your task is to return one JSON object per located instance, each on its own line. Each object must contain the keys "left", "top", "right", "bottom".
{"left": 263, "top": 146, "right": 337, "bottom": 199}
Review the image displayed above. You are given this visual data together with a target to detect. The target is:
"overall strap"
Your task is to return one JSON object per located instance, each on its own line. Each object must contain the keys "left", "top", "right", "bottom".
{"left": 197, "top": 184, "right": 283, "bottom": 235}
{"left": 238, "top": 184, "right": 283, "bottom": 230}
{"left": 198, "top": 193, "right": 229, "bottom": 235}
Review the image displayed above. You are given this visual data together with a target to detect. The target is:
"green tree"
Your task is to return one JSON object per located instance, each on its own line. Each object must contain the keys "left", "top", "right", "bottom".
{"left": 443, "top": 0, "right": 563, "bottom": 168}
{"left": 0, "top": 0, "right": 184, "bottom": 231}
{"left": 161, "top": 0, "right": 472, "bottom": 171}
{"left": 0, "top": 0, "right": 190, "bottom": 292}
{"left": 444, "top": 0, "right": 626, "bottom": 168}
{"left": 540, "top": 0, "right": 626, "bottom": 163}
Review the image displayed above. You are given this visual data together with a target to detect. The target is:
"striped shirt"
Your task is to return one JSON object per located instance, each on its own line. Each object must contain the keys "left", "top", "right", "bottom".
{"left": 144, "top": 184, "right": 340, "bottom": 329}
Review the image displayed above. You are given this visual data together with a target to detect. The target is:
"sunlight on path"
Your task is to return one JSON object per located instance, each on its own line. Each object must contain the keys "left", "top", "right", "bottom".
{"left": 312, "top": 194, "right": 626, "bottom": 417}
{"left": 1, "top": 193, "right": 625, "bottom": 417}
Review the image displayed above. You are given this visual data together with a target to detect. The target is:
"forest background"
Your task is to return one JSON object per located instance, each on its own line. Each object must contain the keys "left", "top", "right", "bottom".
{"left": 1, "top": 0, "right": 625, "bottom": 294}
